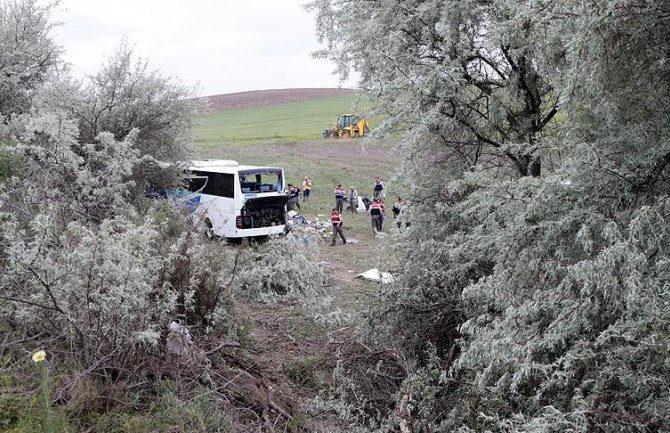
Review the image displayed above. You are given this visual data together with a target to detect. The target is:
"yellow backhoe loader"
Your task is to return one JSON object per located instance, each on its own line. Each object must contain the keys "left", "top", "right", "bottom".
{"left": 322, "top": 114, "right": 370, "bottom": 139}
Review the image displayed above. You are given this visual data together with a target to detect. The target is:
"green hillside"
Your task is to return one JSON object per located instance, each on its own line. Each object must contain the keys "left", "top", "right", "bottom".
{"left": 195, "top": 94, "right": 369, "bottom": 150}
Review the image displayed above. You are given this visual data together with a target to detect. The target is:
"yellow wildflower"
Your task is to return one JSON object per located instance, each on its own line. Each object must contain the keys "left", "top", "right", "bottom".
{"left": 31, "top": 350, "right": 46, "bottom": 363}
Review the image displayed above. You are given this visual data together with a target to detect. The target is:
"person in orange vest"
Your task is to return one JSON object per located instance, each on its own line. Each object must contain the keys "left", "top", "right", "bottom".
{"left": 369, "top": 197, "right": 384, "bottom": 233}
{"left": 302, "top": 176, "right": 312, "bottom": 201}
{"left": 331, "top": 208, "right": 347, "bottom": 246}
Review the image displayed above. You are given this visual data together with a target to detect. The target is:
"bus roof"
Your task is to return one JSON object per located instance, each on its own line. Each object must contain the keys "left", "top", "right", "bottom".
{"left": 188, "top": 160, "right": 283, "bottom": 174}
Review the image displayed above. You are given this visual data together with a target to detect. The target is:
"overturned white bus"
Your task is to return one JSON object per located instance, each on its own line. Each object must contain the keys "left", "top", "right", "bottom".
{"left": 179, "top": 160, "right": 288, "bottom": 241}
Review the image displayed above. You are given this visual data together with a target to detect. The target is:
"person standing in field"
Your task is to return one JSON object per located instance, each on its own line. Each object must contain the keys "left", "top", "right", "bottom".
{"left": 287, "top": 183, "right": 301, "bottom": 211}
{"left": 373, "top": 177, "right": 384, "bottom": 199}
{"left": 369, "top": 197, "right": 384, "bottom": 233}
{"left": 302, "top": 176, "right": 312, "bottom": 201}
{"left": 393, "top": 196, "right": 406, "bottom": 227}
{"left": 331, "top": 208, "right": 347, "bottom": 246}
{"left": 347, "top": 186, "right": 359, "bottom": 212}
{"left": 334, "top": 184, "right": 345, "bottom": 213}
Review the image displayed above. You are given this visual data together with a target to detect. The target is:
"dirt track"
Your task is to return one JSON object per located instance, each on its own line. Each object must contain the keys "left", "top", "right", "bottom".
{"left": 197, "top": 107, "right": 398, "bottom": 429}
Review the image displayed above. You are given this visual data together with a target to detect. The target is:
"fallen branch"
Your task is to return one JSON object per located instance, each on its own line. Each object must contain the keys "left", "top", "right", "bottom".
{"left": 267, "top": 384, "right": 292, "bottom": 420}
{"left": 204, "top": 341, "right": 241, "bottom": 356}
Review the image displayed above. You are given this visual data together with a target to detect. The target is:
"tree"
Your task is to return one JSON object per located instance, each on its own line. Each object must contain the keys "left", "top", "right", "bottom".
{"left": 0, "top": 0, "right": 219, "bottom": 377}
{"left": 449, "top": 2, "right": 670, "bottom": 431}
{"left": 6, "top": 110, "right": 140, "bottom": 224}
{"left": 45, "top": 41, "right": 201, "bottom": 163}
{"left": 310, "top": 0, "right": 670, "bottom": 431}
{"left": 308, "top": 0, "right": 559, "bottom": 178}
{"left": 0, "top": 0, "right": 60, "bottom": 118}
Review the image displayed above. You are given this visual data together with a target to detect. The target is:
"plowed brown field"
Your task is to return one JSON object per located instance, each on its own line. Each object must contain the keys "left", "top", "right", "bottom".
{"left": 204, "top": 88, "right": 354, "bottom": 111}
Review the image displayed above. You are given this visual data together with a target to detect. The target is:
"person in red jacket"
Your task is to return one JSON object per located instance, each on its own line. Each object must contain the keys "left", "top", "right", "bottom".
{"left": 331, "top": 208, "right": 347, "bottom": 246}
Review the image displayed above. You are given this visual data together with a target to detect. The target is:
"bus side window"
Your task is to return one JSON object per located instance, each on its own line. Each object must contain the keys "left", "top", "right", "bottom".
{"left": 218, "top": 173, "right": 235, "bottom": 198}
{"left": 188, "top": 174, "right": 207, "bottom": 192}
{"left": 191, "top": 171, "right": 234, "bottom": 198}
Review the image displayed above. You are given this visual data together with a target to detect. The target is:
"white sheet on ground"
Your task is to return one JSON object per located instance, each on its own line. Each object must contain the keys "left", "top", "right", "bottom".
{"left": 357, "top": 268, "right": 394, "bottom": 284}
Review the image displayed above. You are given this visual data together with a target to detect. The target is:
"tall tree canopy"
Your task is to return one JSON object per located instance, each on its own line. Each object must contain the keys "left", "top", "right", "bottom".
{"left": 44, "top": 42, "right": 200, "bottom": 162}
{"left": 0, "top": 0, "right": 209, "bottom": 374}
{"left": 309, "top": 0, "right": 559, "bottom": 177}
{"left": 0, "top": 0, "right": 60, "bottom": 117}
{"left": 310, "top": 0, "right": 670, "bottom": 431}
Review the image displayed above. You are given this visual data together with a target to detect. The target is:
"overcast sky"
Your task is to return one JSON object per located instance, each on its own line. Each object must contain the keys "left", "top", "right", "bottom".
{"left": 51, "top": 0, "right": 353, "bottom": 96}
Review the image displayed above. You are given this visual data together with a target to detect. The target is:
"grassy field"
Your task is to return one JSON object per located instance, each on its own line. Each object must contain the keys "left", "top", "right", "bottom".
{"left": 196, "top": 138, "right": 399, "bottom": 238}
{"left": 194, "top": 92, "right": 401, "bottom": 270}
{"left": 195, "top": 94, "right": 371, "bottom": 150}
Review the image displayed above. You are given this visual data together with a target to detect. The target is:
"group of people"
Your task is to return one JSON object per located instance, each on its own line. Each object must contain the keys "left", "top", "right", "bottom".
{"left": 286, "top": 175, "right": 406, "bottom": 246}
{"left": 329, "top": 177, "right": 406, "bottom": 246}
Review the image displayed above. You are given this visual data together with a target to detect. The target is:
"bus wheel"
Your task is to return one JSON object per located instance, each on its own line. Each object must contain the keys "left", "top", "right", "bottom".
{"left": 203, "top": 219, "right": 215, "bottom": 239}
{"left": 226, "top": 237, "right": 243, "bottom": 245}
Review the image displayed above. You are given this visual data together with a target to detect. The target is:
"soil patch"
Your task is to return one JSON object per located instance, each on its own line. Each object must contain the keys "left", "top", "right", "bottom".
{"left": 198, "top": 136, "right": 398, "bottom": 429}
{"left": 204, "top": 88, "right": 355, "bottom": 112}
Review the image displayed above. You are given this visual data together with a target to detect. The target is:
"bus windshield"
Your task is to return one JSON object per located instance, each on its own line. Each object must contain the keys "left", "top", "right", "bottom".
{"left": 239, "top": 168, "right": 283, "bottom": 193}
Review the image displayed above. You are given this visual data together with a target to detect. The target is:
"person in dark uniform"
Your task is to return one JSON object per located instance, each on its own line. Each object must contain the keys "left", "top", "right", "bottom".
{"left": 373, "top": 177, "right": 384, "bottom": 198}
{"left": 287, "top": 183, "right": 301, "bottom": 211}
{"left": 334, "top": 184, "right": 345, "bottom": 213}
{"left": 369, "top": 197, "right": 384, "bottom": 233}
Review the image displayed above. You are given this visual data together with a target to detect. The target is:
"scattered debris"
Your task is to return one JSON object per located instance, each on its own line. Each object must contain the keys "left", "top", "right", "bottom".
{"left": 301, "top": 235, "right": 319, "bottom": 244}
{"left": 166, "top": 320, "right": 192, "bottom": 356}
{"left": 293, "top": 215, "right": 308, "bottom": 225}
{"left": 357, "top": 268, "right": 394, "bottom": 284}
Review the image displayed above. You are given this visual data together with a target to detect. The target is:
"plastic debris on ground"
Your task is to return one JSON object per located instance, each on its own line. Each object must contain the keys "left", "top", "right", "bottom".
{"left": 166, "top": 320, "right": 192, "bottom": 356}
{"left": 293, "top": 215, "right": 308, "bottom": 225}
{"left": 357, "top": 268, "right": 394, "bottom": 284}
{"left": 286, "top": 213, "right": 331, "bottom": 240}
{"left": 301, "top": 235, "right": 319, "bottom": 244}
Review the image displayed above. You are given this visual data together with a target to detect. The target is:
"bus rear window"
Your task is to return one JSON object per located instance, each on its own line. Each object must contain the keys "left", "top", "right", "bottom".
{"left": 239, "top": 169, "right": 283, "bottom": 193}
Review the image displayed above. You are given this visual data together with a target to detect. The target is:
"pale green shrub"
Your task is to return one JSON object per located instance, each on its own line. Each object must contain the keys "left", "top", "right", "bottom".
{"left": 236, "top": 235, "right": 328, "bottom": 303}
